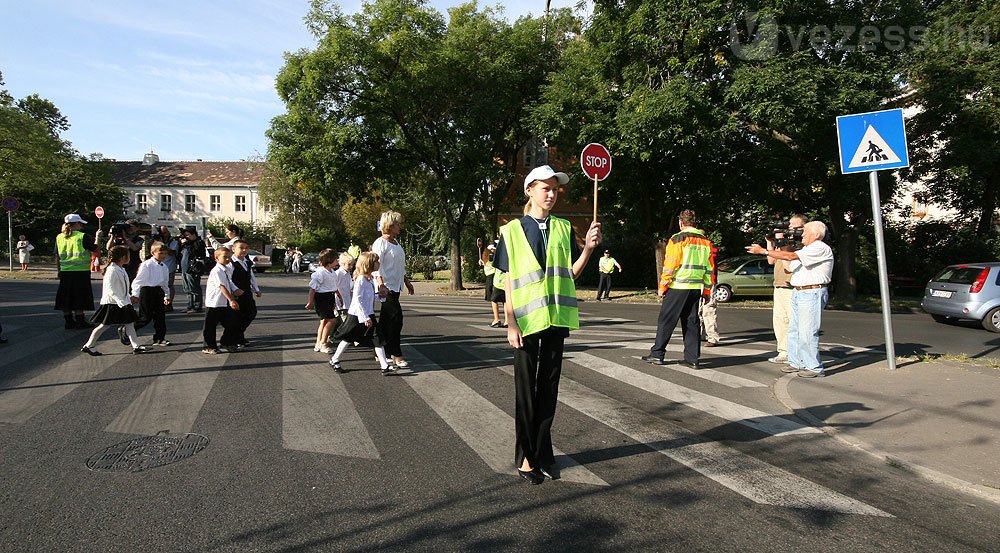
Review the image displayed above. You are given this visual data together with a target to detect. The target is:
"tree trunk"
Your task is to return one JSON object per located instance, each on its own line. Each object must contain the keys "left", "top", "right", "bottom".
{"left": 976, "top": 173, "right": 999, "bottom": 236}
{"left": 827, "top": 208, "right": 858, "bottom": 304}
{"left": 449, "top": 230, "right": 463, "bottom": 291}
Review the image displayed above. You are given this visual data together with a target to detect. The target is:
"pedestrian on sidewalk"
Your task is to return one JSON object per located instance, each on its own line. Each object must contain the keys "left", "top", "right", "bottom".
{"left": 494, "top": 164, "right": 602, "bottom": 485}
{"left": 54, "top": 214, "right": 100, "bottom": 330}
{"left": 766, "top": 214, "right": 808, "bottom": 365}
{"left": 642, "top": 210, "right": 715, "bottom": 369}
{"left": 700, "top": 242, "right": 720, "bottom": 347}
{"left": 16, "top": 235, "right": 33, "bottom": 271}
{"left": 479, "top": 240, "right": 508, "bottom": 328}
{"left": 80, "top": 246, "right": 150, "bottom": 355}
{"left": 178, "top": 227, "right": 207, "bottom": 313}
{"left": 328, "top": 251, "right": 394, "bottom": 375}
{"left": 372, "top": 211, "right": 415, "bottom": 369}
{"left": 596, "top": 250, "right": 622, "bottom": 301}
{"left": 230, "top": 240, "right": 261, "bottom": 348}
{"left": 202, "top": 248, "right": 242, "bottom": 354}
{"left": 747, "top": 220, "right": 833, "bottom": 378}
{"left": 306, "top": 248, "right": 339, "bottom": 353}
{"left": 130, "top": 241, "right": 172, "bottom": 347}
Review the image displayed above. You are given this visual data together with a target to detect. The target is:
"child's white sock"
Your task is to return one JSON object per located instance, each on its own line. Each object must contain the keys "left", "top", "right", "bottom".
{"left": 375, "top": 346, "right": 389, "bottom": 369}
{"left": 84, "top": 324, "right": 107, "bottom": 348}
{"left": 331, "top": 340, "right": 350, "bottom": 362}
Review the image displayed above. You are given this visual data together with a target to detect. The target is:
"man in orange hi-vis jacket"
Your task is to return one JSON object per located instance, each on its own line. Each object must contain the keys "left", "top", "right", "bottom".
{"left": 641, "top": 209, "right": 715, "bottom": 369}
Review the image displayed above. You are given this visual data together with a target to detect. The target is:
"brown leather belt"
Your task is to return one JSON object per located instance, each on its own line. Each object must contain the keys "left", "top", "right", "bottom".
{"left": 774, "top": 285, "right": 794, "bottom": 289}
{"left": 793, "top": 284, "right": 827, "bottom": 290}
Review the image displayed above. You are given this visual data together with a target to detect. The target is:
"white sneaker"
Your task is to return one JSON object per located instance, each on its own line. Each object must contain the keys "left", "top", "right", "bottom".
{"left": 319, "top": 346, "right": 333, "bottom": 354}
{"left": 314, "top": 344, "right": 322, "bottom": 352}
{"left": 767, "top": 355, "right": 788, "bottom": 364}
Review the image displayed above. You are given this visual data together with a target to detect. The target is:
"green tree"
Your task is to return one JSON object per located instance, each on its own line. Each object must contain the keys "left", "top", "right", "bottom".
{"left": 904, "top": 2, "right": 1000, "bottom": 236}
{"left": 267, "top": 0, "right": 570, "bottom": 289}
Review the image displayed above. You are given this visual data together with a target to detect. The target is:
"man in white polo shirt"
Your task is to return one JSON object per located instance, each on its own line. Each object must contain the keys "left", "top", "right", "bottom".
{"left": 747, "top": 221, "right": 833, "bottom": 378}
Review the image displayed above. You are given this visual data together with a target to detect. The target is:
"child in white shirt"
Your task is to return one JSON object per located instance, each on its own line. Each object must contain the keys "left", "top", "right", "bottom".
{"left": 305, "top": 249, "right": 339, "bottom": 353}
{"left": 202, "top": 248, "right": 242, "bottom": 354}
{"left": 81, "top": 246, "right": 150, "bottom": 355}
{"left": 328, "top": 252, "right": 392, "bottom": 375}
{"left": 334, "top": 252, "right": 356, "bottom": 319}
{"left": 131, "top": 241, "right": 172, "bottom": 346}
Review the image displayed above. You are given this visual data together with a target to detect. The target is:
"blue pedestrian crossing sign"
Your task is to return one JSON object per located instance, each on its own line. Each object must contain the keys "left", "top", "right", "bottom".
{"left": 836, "top": 108, "right": 909, "bottom": 174}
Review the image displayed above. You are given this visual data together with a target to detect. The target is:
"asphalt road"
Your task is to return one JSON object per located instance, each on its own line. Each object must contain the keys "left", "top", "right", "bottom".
{"left": 1, "top": 275, "right": 998, "bottom": 552}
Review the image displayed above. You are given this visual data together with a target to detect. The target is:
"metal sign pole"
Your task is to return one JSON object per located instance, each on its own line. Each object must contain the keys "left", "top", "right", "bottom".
{"left": 7, "top": 211, "right": 12, "bottom": 272}
{"left": 869, "top": 170, "right": 897, "bottom": 370}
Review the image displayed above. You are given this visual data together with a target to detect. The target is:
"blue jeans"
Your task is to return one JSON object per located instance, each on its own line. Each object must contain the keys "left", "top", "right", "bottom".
{"left": 181, "top": 270, "right": 202, "bottom": 310}
{"left": 788, "top": 288, "right": 828, "bottom": 373}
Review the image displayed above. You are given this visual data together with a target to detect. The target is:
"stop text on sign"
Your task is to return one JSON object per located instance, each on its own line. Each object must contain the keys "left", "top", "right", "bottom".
{"left": 580, "top": 143, "right": 612, "bottom": 181}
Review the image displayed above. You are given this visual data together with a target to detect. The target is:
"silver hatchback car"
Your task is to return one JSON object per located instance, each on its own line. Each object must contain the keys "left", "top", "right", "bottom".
{"left": 921, "top": 263, "right": 1000, "bottom": 332}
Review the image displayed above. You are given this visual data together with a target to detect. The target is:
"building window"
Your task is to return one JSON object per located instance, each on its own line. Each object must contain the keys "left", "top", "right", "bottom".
{"left": 185, "top": 194, "right": 196, "bottom": 212}
{"left": 263, "top": 203, "right": 275, "bottom": 213}
{"left": 136, "top": 194, "right": 148, "bottom": 211}
{"left": 235, "top": 195, "right": 246, "bottom": 212}
{"left": 210, "top": 195, "right": 221, "bottom": 212}
{"left": 160, "top": 194, "right": 172, "bottom": 212}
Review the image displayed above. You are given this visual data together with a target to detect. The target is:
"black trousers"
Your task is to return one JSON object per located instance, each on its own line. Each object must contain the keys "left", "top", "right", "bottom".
{"left": 378, "top": 291, "right": 404, "bottom": 358}
{"left": 134, "top": 286, "right": 166, "bottom": 341}
{"left": 514, "top": 328, "right": 565, "bottom": 469}
{"left": 235, "top": 293, "right": 257, "bottom": 344}
{"left": 597, "top": 273, "right": 613, "bottom": 299}
{"left": 203, "top": 306, "right": 238, "bottom": 349}
{"left": 649, "top": 288, "right": 702, "bottom": 363}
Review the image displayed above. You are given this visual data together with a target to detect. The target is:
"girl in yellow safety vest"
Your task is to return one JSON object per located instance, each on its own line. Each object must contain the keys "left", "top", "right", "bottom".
{"left": 493, "top": 165, "right": 601, "bottom": 485}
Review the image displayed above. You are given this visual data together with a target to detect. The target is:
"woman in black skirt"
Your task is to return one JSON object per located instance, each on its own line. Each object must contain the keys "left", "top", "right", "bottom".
{"left": 327, "top": 252, "right": 393, "bottom": 375}
{"left": 80, "top": 246, "right": 151, "bottom": 355}
{"left": 54, "top": 214, "right": 100, "bottom": 329}
{"left": 480, "top": 242, "right": 508, "bottom": 328}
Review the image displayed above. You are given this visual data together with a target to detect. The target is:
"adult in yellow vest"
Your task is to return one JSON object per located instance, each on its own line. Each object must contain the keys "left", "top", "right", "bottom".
{"left": 596, "top": 250, "right": 622, "bottom": 301}
{"left": 494, "top": 164, "right": 602, "bottom": 485}
{"left": 347, "top": 240, "right": 361, "bottom": 260}
{"left": 641, "top": 209, "right": 715, "bottom": 369}
{"left": 54, "top": 214, "right": 101, "bottom": 329}
{"left": 479, "top": 241, "right": 508, "bottom": 327}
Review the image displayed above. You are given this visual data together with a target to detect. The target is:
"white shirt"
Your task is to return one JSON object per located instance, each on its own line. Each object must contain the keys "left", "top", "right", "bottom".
{"left": 309, "top": 266, "right": 339, "bottom": 293}
{"left": 131, "top": 257, "right": 170, "bottom": 297}
{"left": 371, "top": 237, "right": 406, "bottom": 292}
{"left": 205, "top": 263, "right": 238, "bottom": 308}
{"left": 100, "top": 264, "right": 132, "bottom": 307}
{"left": 334, "top": 267, "right": 353, "bottom": 310}
{"left": 207, "top": 235, "right": 239, "bottom": 251}
{"left": 348, "top": 274, "right": 380, "bottom": 323}
{"left": 232, "top": 256, "right": 260, "bottom": 293}
{"left": 789, "top": 240, "right": 834, "bottom": 287}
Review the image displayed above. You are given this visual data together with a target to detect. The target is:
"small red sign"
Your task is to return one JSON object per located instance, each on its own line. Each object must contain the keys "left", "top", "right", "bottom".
{"left": 580, "top": 143, "right": 612, "bottom": 181}
{"left": 95, "top": 206, "right": 105, "bottom": 219}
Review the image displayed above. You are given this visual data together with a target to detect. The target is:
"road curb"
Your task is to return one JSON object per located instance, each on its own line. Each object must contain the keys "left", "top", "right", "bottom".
{"left": 773, "top": 374, "right": 1000, "bottom": 506}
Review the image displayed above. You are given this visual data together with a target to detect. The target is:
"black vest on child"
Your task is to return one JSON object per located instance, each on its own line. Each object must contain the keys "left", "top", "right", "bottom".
{"left": 231, "top": 258, "right": 255, "bottom": 292}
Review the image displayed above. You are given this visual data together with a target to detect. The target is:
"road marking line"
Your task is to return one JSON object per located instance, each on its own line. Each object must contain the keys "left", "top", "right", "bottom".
{"left": 281, "top": 347, "right": 379, "bottom": 458}
{"left": 401, "top": 345, "right": 607, "bottom": 486}
{"left": 563, "top": 351, "right": 819, "bottom": 436}
{"left": 105, "top": 350, "right": 225, "bottom": 435}
{"left": 0, "top": 350, "right": 117, "bottom": 424}
{"left": 624, "top": 356, "right": 768, "bottom": 388}
{"left": 0, "top": 328, "right": 68, "bottom": 371}
{"left": 498, "top": 364, "right": 890, "bottom": 516}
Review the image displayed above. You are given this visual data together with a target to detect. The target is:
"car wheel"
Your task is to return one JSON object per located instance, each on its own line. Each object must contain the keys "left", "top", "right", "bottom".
{"left": 982, "top": 307, "right": 1000, "bottom": 333}
{"left": 713, "top": 285, "right": 732, "bottom": 303}
{"left": 930, "top": 314, "right": 956, "bottom": 324}
{"left": 253, "top": 267, "right": 265, "bottom": 273}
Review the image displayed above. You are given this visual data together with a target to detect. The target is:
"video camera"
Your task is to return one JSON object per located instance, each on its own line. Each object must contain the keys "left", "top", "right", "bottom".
{"left": 109, "top": 222, "right": 130, "bottom": 245}
{"left": 766, "top": 221, "right": 804, "bottom": 249}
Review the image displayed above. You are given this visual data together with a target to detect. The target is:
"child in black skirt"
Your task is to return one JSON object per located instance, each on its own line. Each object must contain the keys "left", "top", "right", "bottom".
{"left": 328, "top": 251, "right": 393, "bottom": 375}
{"left": 81, "top": 246, "right": 151, "bottom": 355}
{"left": 306, "top": 248, "right": 339, "bottom": 353}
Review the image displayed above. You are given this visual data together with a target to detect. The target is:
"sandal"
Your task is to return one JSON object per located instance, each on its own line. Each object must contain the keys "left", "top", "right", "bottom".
{"left": 489, "top": 321, "right": 501, "bottom": 328}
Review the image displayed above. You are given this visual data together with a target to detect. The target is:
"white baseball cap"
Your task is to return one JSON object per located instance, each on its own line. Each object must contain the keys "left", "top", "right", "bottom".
{"left": 64, "top": 214, "right": 88, "bottom": 224}
{"left": 523, "top": 165, "right": 569, "bottom": 194}
{"left": 487, "top": 244, "right": 496, "bottom": 251}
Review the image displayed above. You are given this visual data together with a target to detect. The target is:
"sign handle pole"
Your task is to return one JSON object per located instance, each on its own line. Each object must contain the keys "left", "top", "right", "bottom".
{"left": 593, "top": 174, "right": 598, "bottom": 222}
{"left": 869, "top": 170, "right": 897, "bottom": 370}
{"left": 7, "top": 211, "right": 12, "bottom": 272}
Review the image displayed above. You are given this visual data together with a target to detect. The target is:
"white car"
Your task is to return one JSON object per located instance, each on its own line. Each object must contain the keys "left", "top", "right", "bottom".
{"left": 248, "top": 250, "right": 272, "bottom": 273}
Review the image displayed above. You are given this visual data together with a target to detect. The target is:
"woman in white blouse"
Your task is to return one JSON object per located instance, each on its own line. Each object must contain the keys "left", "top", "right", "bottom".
{"left": 372, "top": 211, "right": 414, "bottom": 368}
{"left": 16, "top": 235, "right": 32, "bottom": 271}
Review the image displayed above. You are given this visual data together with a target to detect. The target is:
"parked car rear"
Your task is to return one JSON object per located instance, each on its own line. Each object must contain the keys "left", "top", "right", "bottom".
{"left": 248, "top": 250, "right": 271, "bottom": 273}
{"left": 921, "top": 262, "right": 1000, "bottom": 332}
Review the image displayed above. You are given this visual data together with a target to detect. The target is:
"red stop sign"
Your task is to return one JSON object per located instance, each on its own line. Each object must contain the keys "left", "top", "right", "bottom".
{"left": 580, "top": 143, "right": 612, "bottom": 181}
{"left": 95, "top": 206, "right": 105, "bottom": 219}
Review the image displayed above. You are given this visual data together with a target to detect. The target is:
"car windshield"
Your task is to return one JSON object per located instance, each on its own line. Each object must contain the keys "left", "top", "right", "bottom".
{"left": 249, "top": 250, "right": 262, "bottom": 256}
{"left": 716, "top": 258, "right": 749, "bottom": 273}
{"left": 932, "top": 266, "right": 987, "bottom": 284}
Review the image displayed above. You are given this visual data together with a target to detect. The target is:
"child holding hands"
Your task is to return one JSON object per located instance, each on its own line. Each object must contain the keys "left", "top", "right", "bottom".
{"left": 81, "top": 246, "right": 151, "bottom": 355}
{"left": 328, "top": 252, "right": 393, "bottom": 375}
{"left": 202, "top": 247, "right": 242, "bottom": 354}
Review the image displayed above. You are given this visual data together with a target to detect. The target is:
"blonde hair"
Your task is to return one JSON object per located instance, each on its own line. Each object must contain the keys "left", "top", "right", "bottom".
{"left": 61, "top": 223, "right": 73, "bottom": 238}
{"left": 354, "top": 251, "right": 379, "bottom": 279}
{"left": 149, "top": 241, "right": 164, "bottom": 253}
{"left": 338, "top": 252, "right": 355, "bottom": 267}
{"left": 379, "top": 211, "right": 403, "bottom": 232}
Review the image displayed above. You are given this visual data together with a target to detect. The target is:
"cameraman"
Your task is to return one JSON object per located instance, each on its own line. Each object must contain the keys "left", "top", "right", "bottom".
{"left": 105, "top": 219, "right": 144, "bottom": 281}
{"left": 179, "top": 227, "right": 208, "bottom": 313}
{"left": 764, "top": 214, "right": 807, "bottom": 366}
{"left": 747, "top": 220, "right": 833, "bottom": 378}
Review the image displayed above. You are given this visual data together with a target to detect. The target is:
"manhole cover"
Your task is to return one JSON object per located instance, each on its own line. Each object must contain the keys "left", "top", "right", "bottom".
{"left": 86, "top": 433, "right": 209, "bottom": 473}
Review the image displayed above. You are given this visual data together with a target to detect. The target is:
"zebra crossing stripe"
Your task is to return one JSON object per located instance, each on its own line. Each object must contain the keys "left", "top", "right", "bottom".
{"left": 509, "top": 365, "right": 890, "bottom": 516}
{"left": 281, "top": 347, "right": 379, "bottom": 459}
{"left": 0, "top": 328, "right": 66, "bottom": 372}
{"left": 400, "top": 345, "right": 608, "bottom": 486}
{"left": 105, "top": 349, "right": 225, "bottom": 435}
{"left": 0, "top": 349, "right": 116, "bottom": 424}
{"left": 563, "top": 351, "right": 819, "bottom": 436}
{"left": 627, "top": 356, "right": 768, "bottom": 389}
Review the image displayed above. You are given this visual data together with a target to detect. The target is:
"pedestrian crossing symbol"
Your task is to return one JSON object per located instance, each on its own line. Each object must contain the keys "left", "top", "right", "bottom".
{"left": 836, "top": 108, "right": 909, "bottom": 174}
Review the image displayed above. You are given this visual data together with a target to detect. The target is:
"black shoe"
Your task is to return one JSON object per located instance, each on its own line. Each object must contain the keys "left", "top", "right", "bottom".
{"left": 80, "top": 346, "right": 102, "bottom": 356}
{"left": 64, "top": 320, "right": 76, "bottom": 329}
{"left": 132, "top": 346, "right": 152, "bottom": 354}
{"left": 381, "top": 365, "right": 397, "bottom": 376}
{"left": 640, "top": 355, "right": 666, "bottom": 365}
{"left": 75, "top": 316, "right": 94, "bottom": 329}
{"left": 0, "top": 337, "right": 7, "bottom": 344}
{"left": 118, "top": 326, "right": 129, "bottom": 345}
{"left": 677, "top": 361, "right": 700, "bottom": 369}
{"left": 538, "top": 464, "right": 560, "bottom": 480}
{"left": 517, "top": 469, "right": 544, "bottom": 485}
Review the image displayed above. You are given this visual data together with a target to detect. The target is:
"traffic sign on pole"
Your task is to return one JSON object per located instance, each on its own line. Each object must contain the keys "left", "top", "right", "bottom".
{"left": 2, "top": 196, "right": 20, "bottom": 212}
{"left": 95, "top": 206, "right": 105, "bottom": 219}
{"left": 580, "top": 143, "right": 612, "bottom": 181}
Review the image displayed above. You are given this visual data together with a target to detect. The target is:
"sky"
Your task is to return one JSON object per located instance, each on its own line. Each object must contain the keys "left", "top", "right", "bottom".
{"left": 0, "top": 0, "right": 577, "bottom": 162}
